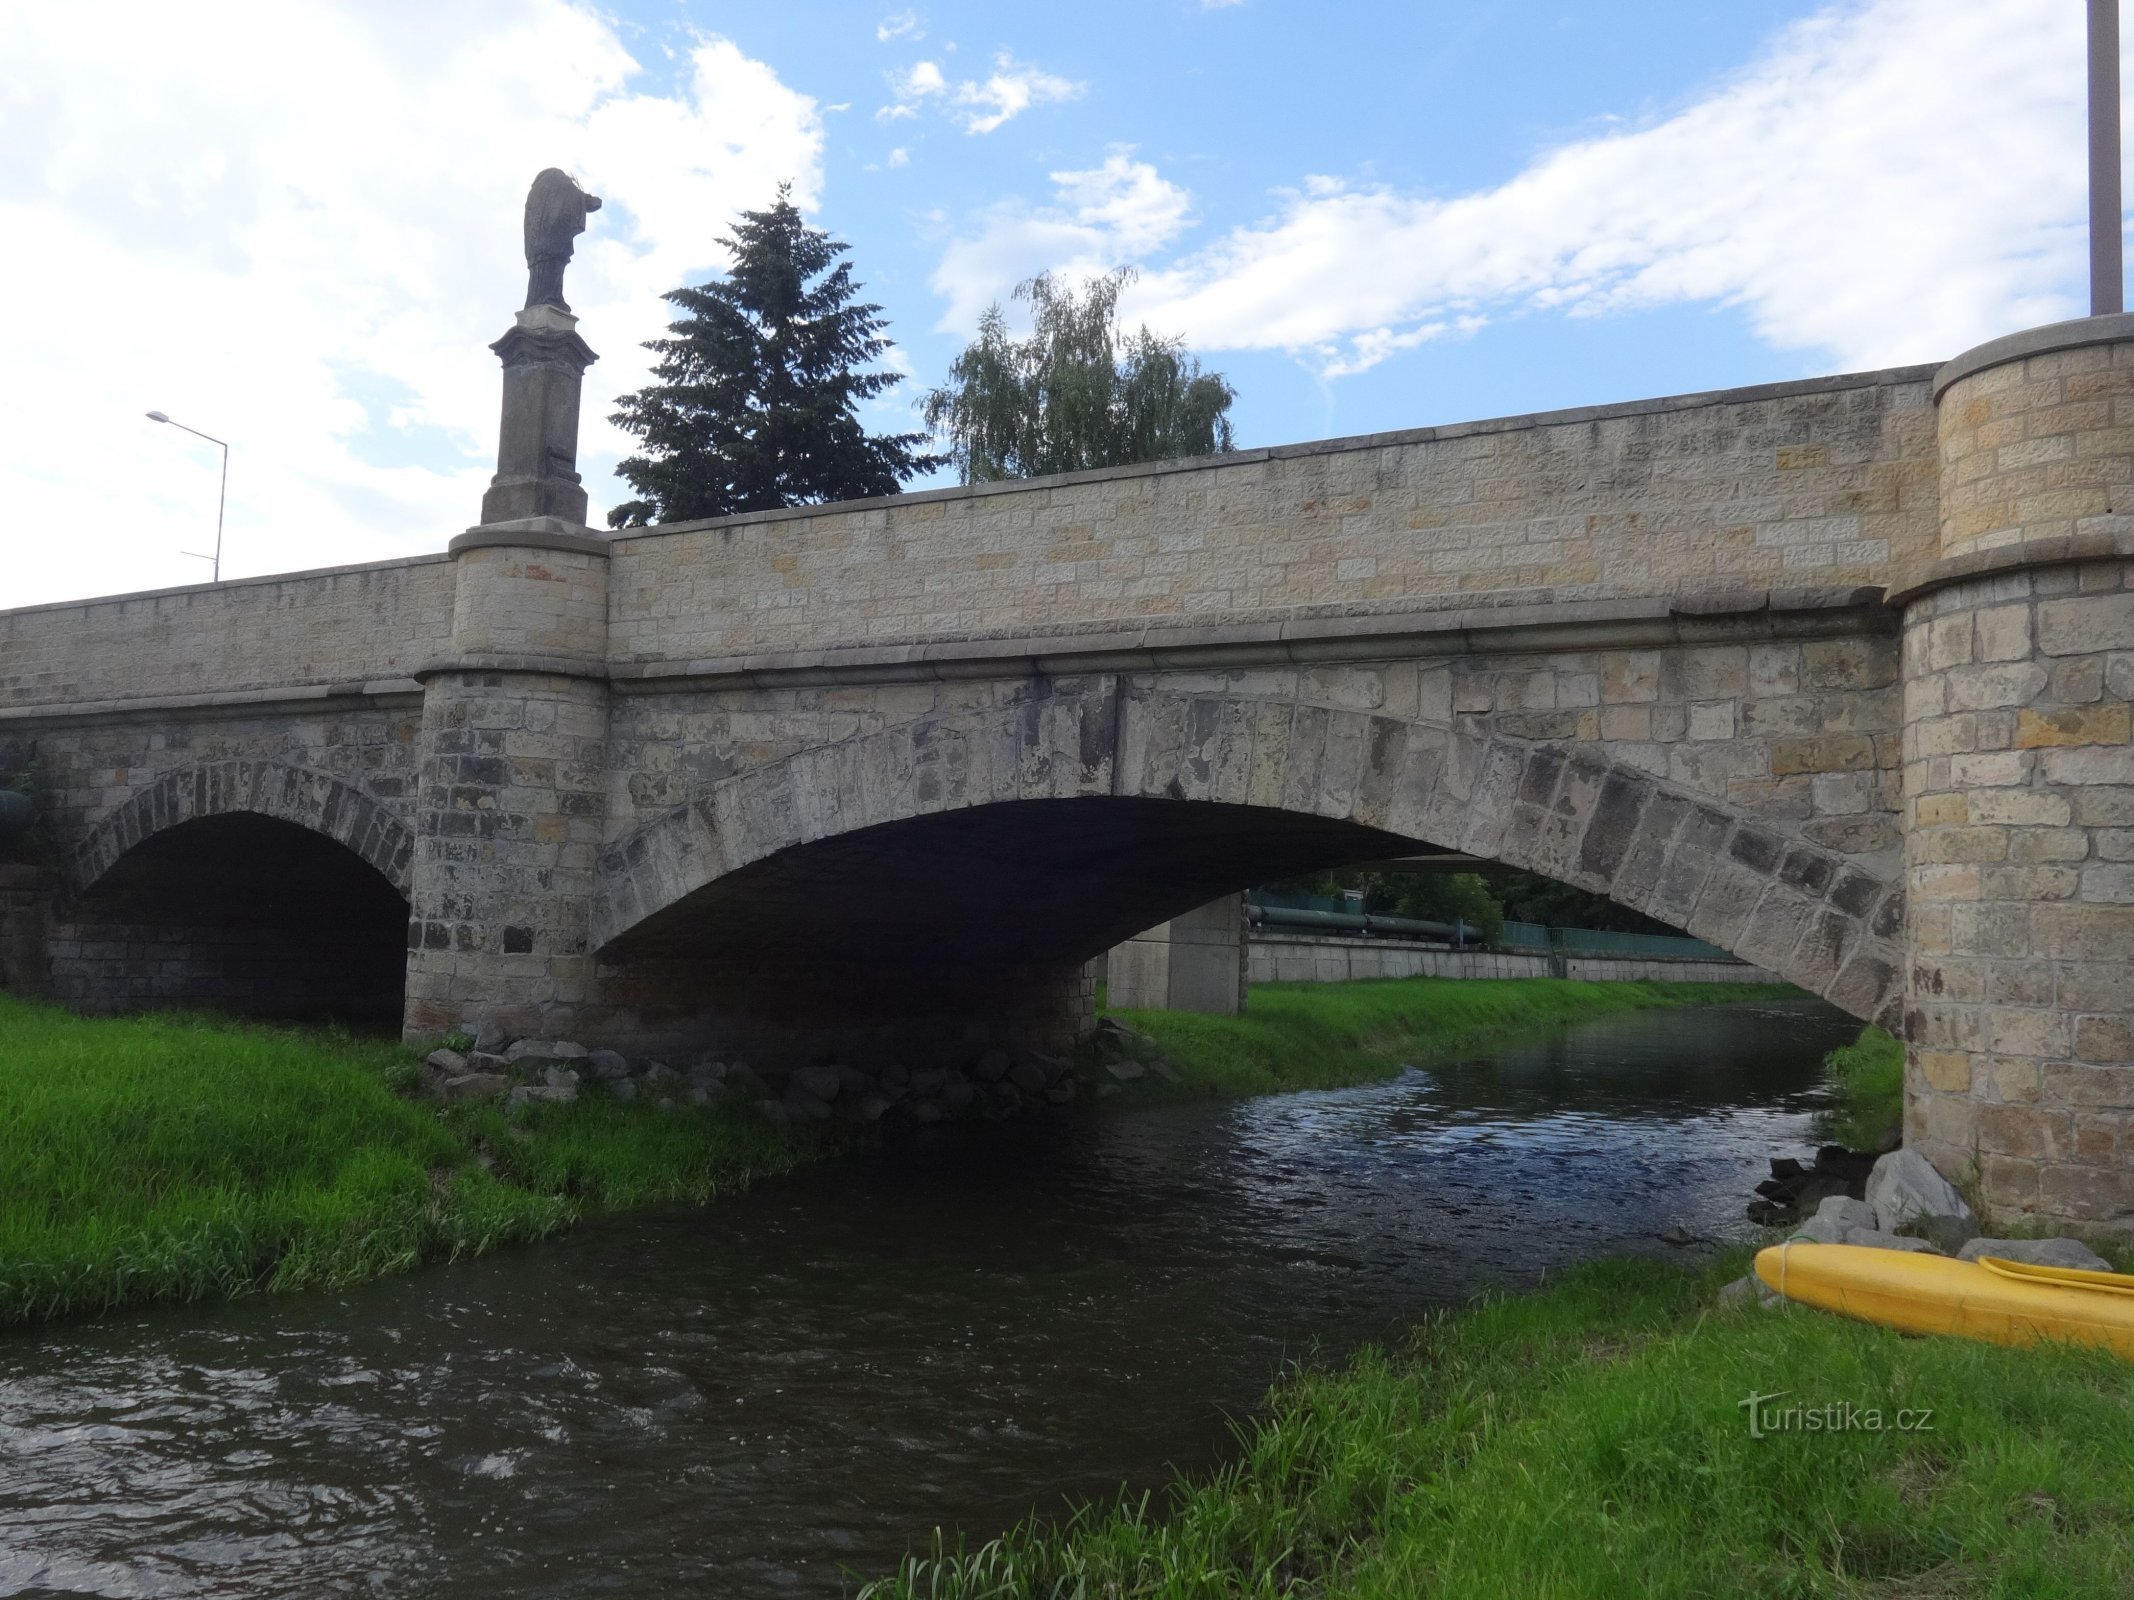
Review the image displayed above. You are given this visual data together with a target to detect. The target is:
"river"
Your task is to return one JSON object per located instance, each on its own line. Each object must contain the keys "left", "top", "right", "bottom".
{"left": 0, "top": 995, "right": 1861, "bottom": 1598}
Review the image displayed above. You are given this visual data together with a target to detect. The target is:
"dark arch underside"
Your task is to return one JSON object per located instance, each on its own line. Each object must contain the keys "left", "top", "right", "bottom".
{"left": 598, "top": 796, "right": 1421, "bottom": 1015}
{"left": 53, "top": 812, "right": 409, "bottom": 1030}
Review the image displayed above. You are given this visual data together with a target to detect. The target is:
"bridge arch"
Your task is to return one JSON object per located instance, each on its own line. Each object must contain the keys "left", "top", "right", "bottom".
{"left": 50, "top": 761, "right": 415, "bottom": 1029}
{"left": 592, "top": 682, "right": 1905, "bottom": 1030}
{"left": 71, "top": 760, "right": 414, "bottom": 898}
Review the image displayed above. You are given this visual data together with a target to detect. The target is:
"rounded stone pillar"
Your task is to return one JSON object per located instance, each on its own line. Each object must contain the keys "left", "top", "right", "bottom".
{"left": 1905, "top": 314, "right": 2134, "bottom": 1230}
{"left": 403, "top": 529, "right": 611, "bottom": 1044}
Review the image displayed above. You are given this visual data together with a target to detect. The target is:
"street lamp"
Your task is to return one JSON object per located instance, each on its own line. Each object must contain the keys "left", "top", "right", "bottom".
{"left": 145, "top": 410, "right": 229, "bottom": 582}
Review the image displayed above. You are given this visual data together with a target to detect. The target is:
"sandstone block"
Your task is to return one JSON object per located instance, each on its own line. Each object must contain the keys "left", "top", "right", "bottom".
{"left": 2015, "top": 703, "right": 2132, "bottom": 748}
{"left": 1915, "top": 1050, "right": 1971, "bottom": 1092}
{"left": 2037, "top": 592, "right": 2134, "bottom": 656}
{"left": 1771, "top": 735, "right": 1877, "bottom": 775}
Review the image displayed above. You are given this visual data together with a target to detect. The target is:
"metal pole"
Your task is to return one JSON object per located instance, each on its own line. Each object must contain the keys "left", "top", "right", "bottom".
{"left": 147, "top": 412, "right": 229, "bottom": 581}
{"left": 212, "top": 442, "right": 227, "bottom": 582}
{"left": 2093, "top": 0, "right": 2123, "bottom": 315}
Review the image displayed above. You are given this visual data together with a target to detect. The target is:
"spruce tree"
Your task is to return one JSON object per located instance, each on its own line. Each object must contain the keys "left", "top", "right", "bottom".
{"left": 922, "top": 269, "right": 1236, "bottom": 484}
{"left": 607, "top": 186, "right": 939, "bottom": 526}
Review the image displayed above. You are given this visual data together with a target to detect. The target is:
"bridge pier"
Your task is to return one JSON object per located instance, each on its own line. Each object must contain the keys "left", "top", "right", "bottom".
{"left": 1907, "top": 315, "right": 2134, "bottom": 1230}
{"left": 1107, "top": 894, "right": 1249, "bottom": 1015}
{"left": 403, "top": 534, "right": 613, "bottom": 1045}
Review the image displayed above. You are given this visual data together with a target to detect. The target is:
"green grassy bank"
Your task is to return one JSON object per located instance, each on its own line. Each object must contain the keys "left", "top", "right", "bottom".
{"left": 1104, "top": 976, "right": 1796, "bottom": 1105}
{"left": 862, "top": 1250, "right": 2134, "bottom": 1598}
{"left": 0, "top": 995, "right": 808, "bottom": 1328}
{"left": 0, "top": 977, "right": 1795, "bottom": 1329}
{"left": 1815, "top": 1024, "right": 1906, "bottom": 1152}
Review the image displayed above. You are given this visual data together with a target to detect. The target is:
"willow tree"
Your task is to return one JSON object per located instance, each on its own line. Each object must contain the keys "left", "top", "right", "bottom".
{"left": 607, "top": 185, "right": 939, "bottom": 526}
{"left": 922, "top": 269, "right": 1237, "bottom": 483}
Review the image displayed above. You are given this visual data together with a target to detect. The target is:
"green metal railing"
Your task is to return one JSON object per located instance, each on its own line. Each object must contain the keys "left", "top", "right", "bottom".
{"left": 1244, "top": 892, "right": 1737, "bottom": 963}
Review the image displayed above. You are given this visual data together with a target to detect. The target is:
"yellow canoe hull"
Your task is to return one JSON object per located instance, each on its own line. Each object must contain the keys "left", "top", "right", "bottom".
{"left": 1754, "top": 1242, "right": 2134, "bottom": 1359}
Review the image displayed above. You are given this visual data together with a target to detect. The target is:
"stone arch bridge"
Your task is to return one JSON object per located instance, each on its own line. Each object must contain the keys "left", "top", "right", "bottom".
{"left": 7, "top": 312, "right": 2134, "bottom": 1230}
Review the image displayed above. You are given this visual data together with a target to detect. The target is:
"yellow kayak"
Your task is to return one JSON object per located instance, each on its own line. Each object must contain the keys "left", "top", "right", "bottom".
{"left": 1754, "top": 1242, "right": 2134, "bottom": 1359}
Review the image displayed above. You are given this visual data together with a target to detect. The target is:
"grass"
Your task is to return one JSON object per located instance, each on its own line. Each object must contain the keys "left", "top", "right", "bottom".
{"left": 0, "top": 994, "right": 811, "bottom": 1328}
{"left": 0, "top": 978, "right": 1801, "bottom": 1328}
{"left": 1103, "top": 976, "right": 1798, "bottom": 1105}
{"left": 860, "top": 1251, "right": 2134, "bottom": 1598}
{"left": 1815, "top": 1025, "right": 1907, "bottom": 1152}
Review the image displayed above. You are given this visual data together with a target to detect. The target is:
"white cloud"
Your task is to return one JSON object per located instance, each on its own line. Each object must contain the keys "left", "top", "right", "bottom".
{"left": 876, "top": 10, "right": 922, "bottom": 43}
{"left": 876, "top": 51, "right": 1082, "bottom": 134}
{"left": 933, "top": 153, "right": 1193, "bottom": 328}
{"left": 0, "top": 2, "right": 823, "bottom": 607}
{"left": 886, "top": 147, "right": 911, "bottom": 169}
{"left": 938, "top": 0, "right": 2095, "bottom": 376}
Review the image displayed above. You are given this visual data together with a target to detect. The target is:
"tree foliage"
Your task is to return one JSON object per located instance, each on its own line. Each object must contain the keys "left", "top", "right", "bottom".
{"left": 922, "top": 269, "right": 1237, "bottom": 483}
{"left": 607, "top": 185, "right": 939, "bottom": 526}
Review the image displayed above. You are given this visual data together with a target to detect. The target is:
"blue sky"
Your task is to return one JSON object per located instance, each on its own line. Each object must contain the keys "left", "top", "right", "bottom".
{"left": 642, "top": 0, "right": 1818, "bottom": 447}
{"left": 0, "top": 0, "right": 2102, "bottom": 604}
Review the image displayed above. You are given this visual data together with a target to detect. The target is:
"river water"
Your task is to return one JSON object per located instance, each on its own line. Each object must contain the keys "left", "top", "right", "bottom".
{"left": 0, "top": 996, "right": 1860, "bottom": 1598}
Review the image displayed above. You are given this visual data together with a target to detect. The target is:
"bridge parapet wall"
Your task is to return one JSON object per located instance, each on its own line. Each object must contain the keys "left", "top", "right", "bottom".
{"left": 604, "top": 369, "right": 1936, "bottom": 669}
{"left": 0, "top": 556, "right": 454, "bottom": 712}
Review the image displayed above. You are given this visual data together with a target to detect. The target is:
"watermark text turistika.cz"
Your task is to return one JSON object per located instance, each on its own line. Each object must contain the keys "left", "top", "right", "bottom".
{"left": 1738, "top": 1390, "right": 1934, "bottom": 1439}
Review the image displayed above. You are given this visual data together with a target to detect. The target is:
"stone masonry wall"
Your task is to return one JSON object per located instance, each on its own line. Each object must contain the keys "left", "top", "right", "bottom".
{"left": 1, "top": 704, "right": 424, "bottom": 889}
{"left": 1903, "top": 559, "right": 2134, "bottom": 1226}
{"left": 1938, "top": 338, "right": 2134, "bottom": 562}
{"left": 1248, "top": 932, "right": 1779, "bottom": 986}
{"left": 605, "top": 370, "right": 1936, "bottom": 667}
{"left": 1904, "top": 319, "right": 2134, "bottom": 1232}
{"left": 603, "top": 610, "right": 1906, "bottom": 910}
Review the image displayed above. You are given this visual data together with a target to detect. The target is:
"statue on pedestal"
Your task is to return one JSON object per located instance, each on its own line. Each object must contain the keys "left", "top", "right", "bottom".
{"left": 523, "top": 168, "right": 603, "bottom": 313}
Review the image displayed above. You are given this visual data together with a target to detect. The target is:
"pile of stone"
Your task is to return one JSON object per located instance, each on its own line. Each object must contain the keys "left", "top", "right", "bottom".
{"left": 1744, "top": 1144, "right": 1882, "bottom": 1227}
{"left": 419, "top": 1029, "right": 1146, "bottom": 1127}
{"left": 1722, "top": 1147, "right": 2113, "bottom": 1307}
{"left": 1086, "top": 1018, "right": 1181, "bottom": 1093}
{"left": 421, "top": 1038, "right": 729, "bottom": 1112}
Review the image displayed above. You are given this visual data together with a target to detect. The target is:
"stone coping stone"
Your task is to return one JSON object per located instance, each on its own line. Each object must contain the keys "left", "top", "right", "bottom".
{"left": 0, "top": 678, "right": 426, "bottom": 726}
{"left": 1883, "top": 526, "right": 2134, "bottom": 606}
{"left": 1933, "top": 310, "right": 2134, "bottom": 399}
{"left": 606, "top": 586, "right": 1893, "bottom": 694}
{"left": 0, "top": 552, "right": 451, "bottom": 621}
{"left": 449, "top": 521, "right": 612, "bottom": 557}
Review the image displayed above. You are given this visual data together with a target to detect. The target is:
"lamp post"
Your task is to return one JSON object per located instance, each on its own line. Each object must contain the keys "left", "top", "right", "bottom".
{"left": 145, "top": 410, "right": 228, "bottom": 582}
{"left": 2093, "top": 0, "right": 2123, "bottom": 315}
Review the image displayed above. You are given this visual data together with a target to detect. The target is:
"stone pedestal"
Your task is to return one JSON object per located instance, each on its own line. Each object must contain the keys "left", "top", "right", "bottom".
{"left": 1107, "top": 893, "right": 1249, "bottom": 1015}
{"left": 478, "top": 304, "right": 598, "bottom": 532}
{"left": 1905, "top": 314, "right": 2134, "bottom": 1231}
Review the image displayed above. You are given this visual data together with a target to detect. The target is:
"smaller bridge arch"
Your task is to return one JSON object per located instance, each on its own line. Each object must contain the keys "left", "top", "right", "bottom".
{"left": 71, "top": 759, "right": 414, "bottom": 898}
{"left": 591, "top": 680, "right": 1906, "bottom": 1032}
{"left": 49, "top": 760, "right": 415, "bottom": 1030}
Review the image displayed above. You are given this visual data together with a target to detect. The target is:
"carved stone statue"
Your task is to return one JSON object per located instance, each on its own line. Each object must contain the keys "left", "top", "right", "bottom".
{"left": 522, "top": 168, "right": 603, "bottom": 312}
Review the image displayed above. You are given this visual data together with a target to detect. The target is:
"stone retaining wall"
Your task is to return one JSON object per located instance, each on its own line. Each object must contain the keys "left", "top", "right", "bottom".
{"left": 1247, "top": 932, "right": 1779, "bottom": 987}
